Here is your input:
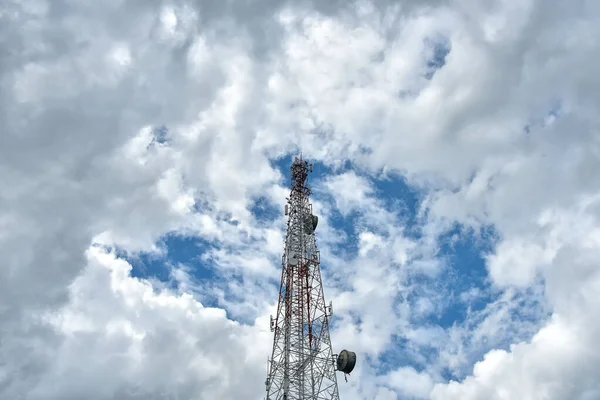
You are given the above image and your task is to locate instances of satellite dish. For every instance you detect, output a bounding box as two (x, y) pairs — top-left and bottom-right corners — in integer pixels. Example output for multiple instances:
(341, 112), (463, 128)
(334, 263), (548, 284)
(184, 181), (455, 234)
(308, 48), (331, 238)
(287, 251), (298, 266)
(336, 350), (356, 374)
(304, 214), (319, 234)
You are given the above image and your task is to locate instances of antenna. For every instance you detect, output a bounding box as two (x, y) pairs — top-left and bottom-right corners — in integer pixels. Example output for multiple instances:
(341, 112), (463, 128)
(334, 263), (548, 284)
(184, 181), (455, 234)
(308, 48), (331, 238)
(265, 157), (356, 399)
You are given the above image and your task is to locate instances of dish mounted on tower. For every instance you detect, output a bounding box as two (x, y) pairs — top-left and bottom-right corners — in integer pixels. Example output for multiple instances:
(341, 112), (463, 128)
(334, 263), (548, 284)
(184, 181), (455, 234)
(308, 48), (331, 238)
(265, 156), (356, 400)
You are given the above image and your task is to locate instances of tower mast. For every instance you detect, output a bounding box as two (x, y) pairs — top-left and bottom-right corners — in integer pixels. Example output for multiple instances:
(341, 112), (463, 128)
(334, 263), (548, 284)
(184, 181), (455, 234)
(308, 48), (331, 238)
(265, 156), (355, 400)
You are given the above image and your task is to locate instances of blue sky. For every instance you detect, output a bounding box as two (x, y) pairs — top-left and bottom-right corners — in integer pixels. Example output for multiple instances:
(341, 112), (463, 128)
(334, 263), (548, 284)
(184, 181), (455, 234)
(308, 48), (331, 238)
(118, 155), (502, 382)
(425, 37), (451, 80)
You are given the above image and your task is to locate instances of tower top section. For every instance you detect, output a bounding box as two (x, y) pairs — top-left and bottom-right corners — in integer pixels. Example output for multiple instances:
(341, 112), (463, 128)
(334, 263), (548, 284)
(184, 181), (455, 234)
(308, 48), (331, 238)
(291, 156), (313, 198)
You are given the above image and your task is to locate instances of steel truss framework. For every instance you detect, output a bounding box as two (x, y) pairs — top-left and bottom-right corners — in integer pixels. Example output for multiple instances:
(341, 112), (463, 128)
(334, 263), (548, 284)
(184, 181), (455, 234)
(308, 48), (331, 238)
(265, 157), (340, 400)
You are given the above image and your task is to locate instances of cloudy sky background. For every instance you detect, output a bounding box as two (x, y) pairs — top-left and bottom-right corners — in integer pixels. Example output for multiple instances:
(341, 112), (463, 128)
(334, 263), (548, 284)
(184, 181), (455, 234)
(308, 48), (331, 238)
(2, 0), (600, 399)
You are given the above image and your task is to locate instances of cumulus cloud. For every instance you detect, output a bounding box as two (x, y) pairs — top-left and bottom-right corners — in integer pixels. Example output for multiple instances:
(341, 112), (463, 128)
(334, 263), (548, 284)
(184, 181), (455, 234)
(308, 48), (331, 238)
(2, 0), (600, 399)
(30, 246), (271, 400)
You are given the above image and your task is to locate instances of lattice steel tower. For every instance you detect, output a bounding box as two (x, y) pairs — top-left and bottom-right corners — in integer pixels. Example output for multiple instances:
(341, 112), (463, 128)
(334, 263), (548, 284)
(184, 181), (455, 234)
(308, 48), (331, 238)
(265, 156), (356, 400)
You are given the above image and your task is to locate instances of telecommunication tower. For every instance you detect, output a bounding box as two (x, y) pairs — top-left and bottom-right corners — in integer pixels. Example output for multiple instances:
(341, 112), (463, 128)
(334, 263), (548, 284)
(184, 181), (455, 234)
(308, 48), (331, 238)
(265, 156), (356, 400)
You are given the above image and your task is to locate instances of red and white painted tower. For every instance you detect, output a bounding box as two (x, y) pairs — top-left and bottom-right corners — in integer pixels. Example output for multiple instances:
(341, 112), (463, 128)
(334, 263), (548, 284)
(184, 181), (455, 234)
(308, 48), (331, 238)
(265, 156), (356, 400)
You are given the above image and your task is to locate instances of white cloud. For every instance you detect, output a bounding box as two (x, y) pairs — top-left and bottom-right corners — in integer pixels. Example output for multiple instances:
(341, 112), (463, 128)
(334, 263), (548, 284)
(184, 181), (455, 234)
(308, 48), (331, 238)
(22, 246), (272, 400)
(3, 0), (600, 399)
(432, 198), (600, 399)
(485, 239), (550, 288)
(386, 366), (434, 399)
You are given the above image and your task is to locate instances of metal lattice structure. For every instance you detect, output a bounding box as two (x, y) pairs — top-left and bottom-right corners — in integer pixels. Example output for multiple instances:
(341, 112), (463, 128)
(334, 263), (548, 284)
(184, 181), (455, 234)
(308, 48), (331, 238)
(265, 156), (340, 400)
